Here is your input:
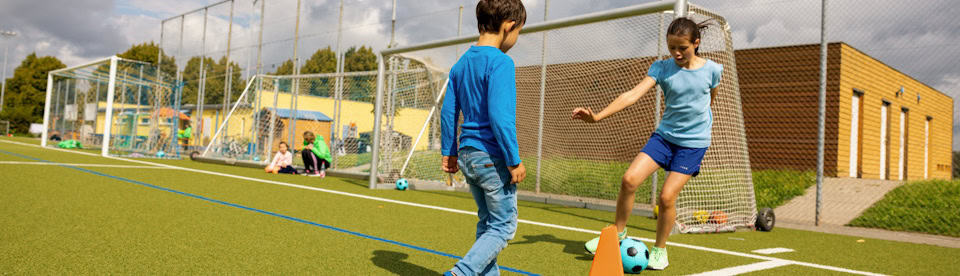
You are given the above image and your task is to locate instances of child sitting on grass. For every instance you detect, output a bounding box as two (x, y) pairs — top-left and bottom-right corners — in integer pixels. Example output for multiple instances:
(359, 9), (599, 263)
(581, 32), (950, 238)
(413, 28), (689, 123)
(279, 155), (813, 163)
(265, 141), (296, 174)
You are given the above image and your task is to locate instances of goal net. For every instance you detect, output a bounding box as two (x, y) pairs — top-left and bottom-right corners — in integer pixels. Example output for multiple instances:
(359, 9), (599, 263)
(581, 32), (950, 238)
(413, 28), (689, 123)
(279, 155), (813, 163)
(374, 2), (756, 233)
(44, 57), (183, 159)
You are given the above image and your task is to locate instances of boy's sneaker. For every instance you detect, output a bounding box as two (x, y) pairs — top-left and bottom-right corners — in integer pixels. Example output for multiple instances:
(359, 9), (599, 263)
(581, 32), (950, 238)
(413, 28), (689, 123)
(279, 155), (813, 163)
(319, 171), (326, 178)
(585, 228), (628, 254)
(647, 247), (669, 270)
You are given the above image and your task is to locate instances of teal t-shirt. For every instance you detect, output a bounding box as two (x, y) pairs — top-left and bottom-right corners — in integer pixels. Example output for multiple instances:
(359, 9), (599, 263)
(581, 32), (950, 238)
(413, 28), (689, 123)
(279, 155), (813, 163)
(647, 58), (722, 148)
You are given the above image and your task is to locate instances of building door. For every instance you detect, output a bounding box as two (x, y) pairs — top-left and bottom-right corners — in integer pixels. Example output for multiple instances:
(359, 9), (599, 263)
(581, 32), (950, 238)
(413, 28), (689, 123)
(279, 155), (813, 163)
(924, 117), (930, 179)
(880, 102), (889, 180)
(899, 108), (908, 180)
(850, 93), (862, 178)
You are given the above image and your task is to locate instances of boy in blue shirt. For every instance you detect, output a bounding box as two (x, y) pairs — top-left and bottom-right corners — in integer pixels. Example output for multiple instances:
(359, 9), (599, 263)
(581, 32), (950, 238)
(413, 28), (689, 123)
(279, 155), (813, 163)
(440, 0), (526, 275)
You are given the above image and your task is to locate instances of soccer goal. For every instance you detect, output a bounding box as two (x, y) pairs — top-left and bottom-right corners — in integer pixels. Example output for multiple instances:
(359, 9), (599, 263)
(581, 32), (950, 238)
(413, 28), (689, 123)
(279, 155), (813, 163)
(43, 56), (183, 158)
(371, 0), (756, 233)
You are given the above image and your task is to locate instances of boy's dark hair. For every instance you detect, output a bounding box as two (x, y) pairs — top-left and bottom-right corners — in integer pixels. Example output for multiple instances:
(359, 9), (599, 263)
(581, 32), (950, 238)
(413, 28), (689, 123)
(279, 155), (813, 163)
(476, 0), (527, 34)
(303, 131), (315, 142)
(666, 17), (713, 54)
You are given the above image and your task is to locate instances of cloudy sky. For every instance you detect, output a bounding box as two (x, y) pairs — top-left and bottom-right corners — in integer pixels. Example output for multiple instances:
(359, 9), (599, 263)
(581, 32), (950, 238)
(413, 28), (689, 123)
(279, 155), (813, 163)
(2, 0), (959, 147)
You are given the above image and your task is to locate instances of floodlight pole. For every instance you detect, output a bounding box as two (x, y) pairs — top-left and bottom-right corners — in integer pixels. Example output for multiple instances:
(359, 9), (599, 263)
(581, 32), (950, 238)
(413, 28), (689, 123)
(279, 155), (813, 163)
(390, 0), (397, 48)
(333, 0), (344, 168)
(0, 30), (17, 114)
(535, 0), (550, 194)
(222, 0), (236, 138)
(816, 0), (828, 226)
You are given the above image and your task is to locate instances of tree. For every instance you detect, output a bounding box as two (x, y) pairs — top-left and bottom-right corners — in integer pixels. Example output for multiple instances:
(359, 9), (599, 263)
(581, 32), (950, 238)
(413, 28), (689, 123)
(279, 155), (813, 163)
(273, 59), (294, 75)
(343, 46), (376, 72)
(117, 42), (177, 79)
(342, 46), (377, 102)
(0, 53), (66, 134)
(299, 47), (338, 97)
(181, 56), (244, 105)
(301, 46), (338, 74)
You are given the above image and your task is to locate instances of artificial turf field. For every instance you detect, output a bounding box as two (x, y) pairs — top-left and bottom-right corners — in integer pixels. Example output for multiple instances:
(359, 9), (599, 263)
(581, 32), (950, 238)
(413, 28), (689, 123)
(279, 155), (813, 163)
(1, 136), (957, 275)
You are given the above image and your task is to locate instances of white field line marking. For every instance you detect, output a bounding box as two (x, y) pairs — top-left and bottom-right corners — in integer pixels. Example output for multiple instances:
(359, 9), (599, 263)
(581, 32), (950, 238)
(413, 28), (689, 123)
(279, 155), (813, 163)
(0, 161), (169, 169)
(752, 247), (796, 254)
(0, 139), (886, 276)
(687, 260), (792, 276)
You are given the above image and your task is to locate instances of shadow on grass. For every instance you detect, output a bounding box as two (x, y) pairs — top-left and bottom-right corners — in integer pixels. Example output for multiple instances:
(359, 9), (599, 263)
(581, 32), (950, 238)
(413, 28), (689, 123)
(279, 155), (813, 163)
(510, 234), (595, 261)
(370, 250), (442, 276)
(418, 190), (657, 234)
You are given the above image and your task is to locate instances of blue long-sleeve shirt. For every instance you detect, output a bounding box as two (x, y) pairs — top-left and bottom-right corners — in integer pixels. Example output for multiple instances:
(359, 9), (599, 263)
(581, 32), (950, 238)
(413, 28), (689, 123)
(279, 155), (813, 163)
(441, 45), (521, 166)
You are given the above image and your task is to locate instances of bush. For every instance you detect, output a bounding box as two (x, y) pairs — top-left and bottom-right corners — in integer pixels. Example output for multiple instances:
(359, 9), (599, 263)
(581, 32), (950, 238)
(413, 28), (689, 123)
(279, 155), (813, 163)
(752, 170), (815, 209)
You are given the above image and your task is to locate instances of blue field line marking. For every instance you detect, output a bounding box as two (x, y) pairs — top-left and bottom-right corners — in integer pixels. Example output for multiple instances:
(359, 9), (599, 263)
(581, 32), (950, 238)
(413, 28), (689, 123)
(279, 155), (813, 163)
(0, 149), (538, 276)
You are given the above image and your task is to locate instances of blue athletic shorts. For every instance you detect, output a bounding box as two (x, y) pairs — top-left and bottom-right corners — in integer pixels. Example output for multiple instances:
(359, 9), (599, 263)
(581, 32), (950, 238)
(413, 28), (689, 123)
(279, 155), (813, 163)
(641, 133), (708, 177)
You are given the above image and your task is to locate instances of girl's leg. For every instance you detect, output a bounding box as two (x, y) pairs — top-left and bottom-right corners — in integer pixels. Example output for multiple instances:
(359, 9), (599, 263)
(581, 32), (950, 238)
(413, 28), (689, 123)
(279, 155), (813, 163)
(614, 152), (661, 232)
(655, 172), (692, 247)
(278, 165), (297, 174)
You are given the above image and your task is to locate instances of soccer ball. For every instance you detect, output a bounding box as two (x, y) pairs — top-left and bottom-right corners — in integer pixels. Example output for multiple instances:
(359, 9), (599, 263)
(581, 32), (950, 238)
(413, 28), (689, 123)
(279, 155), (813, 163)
(620, 238), (649, 273)
(710, 210), (728, 224)
(694, 210), (710, 224)
(395, 178), (409, 191)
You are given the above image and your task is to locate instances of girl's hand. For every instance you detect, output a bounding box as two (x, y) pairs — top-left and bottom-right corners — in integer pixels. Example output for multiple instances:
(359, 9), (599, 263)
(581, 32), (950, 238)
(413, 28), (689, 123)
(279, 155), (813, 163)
(572, 107), (599, 123)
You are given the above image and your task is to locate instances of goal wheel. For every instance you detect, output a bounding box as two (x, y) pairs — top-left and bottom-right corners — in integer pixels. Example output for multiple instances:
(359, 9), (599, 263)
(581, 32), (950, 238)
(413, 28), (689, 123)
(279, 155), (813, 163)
(756, 207), (775, 232)
(189, 151), (201, 160)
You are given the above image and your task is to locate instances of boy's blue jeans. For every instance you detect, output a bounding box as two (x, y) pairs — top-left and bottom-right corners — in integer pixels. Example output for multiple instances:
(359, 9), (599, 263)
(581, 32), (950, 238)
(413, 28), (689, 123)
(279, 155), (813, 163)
(451, 147), (518, 276)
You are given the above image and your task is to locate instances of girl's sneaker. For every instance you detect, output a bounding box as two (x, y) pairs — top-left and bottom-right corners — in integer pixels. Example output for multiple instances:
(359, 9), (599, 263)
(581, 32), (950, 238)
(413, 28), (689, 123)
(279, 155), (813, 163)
(584, 228), (628, 254)
(647, 247), (669, 270)
(308, 170), (323, 177)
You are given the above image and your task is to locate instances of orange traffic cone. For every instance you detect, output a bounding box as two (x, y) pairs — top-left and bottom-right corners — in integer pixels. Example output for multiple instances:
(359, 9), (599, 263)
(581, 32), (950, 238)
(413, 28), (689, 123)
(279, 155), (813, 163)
(589, 225), (624, 276)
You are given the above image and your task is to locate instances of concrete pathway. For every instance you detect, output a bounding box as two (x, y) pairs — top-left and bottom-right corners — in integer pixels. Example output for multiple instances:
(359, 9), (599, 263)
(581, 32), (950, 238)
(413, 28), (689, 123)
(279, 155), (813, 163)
(774, 177), (902, 226)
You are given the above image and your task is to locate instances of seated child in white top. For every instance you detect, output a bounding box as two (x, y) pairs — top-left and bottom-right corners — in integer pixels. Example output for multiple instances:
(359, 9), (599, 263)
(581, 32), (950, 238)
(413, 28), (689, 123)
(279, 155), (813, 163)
(265, 142), (296, 174)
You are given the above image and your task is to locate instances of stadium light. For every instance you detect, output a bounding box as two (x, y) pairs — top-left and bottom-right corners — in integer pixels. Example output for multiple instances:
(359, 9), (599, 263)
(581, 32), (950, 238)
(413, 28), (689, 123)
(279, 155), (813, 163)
(1, 30), (17, 114)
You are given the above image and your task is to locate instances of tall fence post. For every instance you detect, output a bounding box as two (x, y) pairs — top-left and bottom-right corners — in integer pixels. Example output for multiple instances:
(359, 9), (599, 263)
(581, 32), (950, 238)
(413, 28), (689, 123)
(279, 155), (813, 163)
(535, 0), (550, 194)
(815, 0), (828, 227)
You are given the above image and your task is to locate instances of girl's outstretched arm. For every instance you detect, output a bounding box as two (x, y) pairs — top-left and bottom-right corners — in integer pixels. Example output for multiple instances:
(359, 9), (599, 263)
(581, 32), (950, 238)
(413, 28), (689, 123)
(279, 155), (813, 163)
(572, 76), (657, 123)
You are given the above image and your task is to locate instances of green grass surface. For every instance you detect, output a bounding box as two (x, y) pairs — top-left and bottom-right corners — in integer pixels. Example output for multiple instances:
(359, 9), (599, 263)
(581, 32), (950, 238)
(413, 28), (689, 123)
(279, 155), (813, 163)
(1, 136), (958, 275)
(752, 170), (815, 209)
(848, 179), (960, 237)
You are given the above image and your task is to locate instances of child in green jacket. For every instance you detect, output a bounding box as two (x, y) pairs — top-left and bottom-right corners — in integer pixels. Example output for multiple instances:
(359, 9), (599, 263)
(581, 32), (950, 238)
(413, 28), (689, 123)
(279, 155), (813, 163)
(302, 131), (331, 177)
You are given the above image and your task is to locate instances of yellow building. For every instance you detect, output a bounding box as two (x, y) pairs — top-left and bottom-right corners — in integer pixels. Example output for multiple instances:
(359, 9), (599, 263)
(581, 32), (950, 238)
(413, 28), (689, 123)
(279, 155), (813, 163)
(738, 42), (953, 180)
